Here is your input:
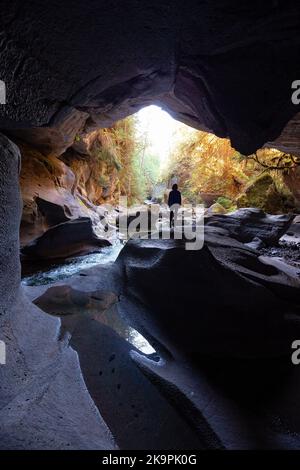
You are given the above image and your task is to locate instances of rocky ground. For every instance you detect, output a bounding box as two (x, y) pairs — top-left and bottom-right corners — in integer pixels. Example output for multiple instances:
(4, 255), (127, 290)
(1, 2), (300, 451)
(259, 219), (300, 271)
(17, 207), (300, 450)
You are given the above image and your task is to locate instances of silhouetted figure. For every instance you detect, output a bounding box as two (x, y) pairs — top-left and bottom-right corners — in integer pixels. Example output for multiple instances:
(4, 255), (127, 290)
(168, 183), (181, 227)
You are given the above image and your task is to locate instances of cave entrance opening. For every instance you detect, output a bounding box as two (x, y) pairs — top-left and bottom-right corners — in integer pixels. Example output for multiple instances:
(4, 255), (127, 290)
(18, 100), (299, 286)
(19, 104), (194, 283)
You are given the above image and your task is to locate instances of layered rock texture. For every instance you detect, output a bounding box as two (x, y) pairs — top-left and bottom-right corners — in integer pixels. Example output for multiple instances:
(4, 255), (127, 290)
(0, 134), (116, 450)
(0, 1), (300, 451)
(19, 139), (120, 248)
(1, 1), (300, 155)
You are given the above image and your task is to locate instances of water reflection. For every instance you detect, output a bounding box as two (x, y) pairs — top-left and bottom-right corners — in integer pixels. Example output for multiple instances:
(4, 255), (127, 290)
(23, 238), (157, 356)
(95, 301), (156, 356)
(127, 327), (156, 355)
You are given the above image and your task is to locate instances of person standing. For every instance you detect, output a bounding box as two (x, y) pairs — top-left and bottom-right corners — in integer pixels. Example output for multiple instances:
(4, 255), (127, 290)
(168, 183), (181, 227)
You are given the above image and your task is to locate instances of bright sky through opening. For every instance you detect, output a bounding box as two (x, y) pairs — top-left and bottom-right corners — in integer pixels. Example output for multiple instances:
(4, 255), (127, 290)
(136, 105), (179, 169)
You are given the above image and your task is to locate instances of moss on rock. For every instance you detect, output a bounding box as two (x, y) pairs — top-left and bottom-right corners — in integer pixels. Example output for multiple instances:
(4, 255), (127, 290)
(236, 173), (295, 214)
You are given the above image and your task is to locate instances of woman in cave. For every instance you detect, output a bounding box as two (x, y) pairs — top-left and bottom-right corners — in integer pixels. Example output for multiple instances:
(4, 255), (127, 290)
(168, 183), (182, 227)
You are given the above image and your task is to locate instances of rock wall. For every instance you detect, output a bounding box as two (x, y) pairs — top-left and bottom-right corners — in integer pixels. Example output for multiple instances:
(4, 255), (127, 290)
(283, 166), (300, 207)
(0, 133), (116, 449)
(0, 134), (22, 313)
(18, 138), (120, 247)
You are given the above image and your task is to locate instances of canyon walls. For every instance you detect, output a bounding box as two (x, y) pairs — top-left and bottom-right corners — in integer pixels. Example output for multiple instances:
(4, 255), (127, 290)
(0, 134), (117, 449)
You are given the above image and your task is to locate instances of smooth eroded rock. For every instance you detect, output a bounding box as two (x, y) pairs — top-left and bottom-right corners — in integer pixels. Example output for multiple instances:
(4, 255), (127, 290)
(1, 2), (300, 154)
(115, 233), (299, 359)
(205, 207), (294, 246)
(22, 217), (111, 260)
(0, 134), (116, 450)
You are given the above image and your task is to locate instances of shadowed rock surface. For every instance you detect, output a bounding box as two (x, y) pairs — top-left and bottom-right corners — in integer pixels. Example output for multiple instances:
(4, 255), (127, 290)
(0, 290), (117, 450)
(1, 1), (300, 155)
(27, 267), (217, 450)
(35, 197), (70, 227)
(25, 224), (300, 449)
(22, 217), (111, 260)
(1, 129), (299, 449)
(0, 134), (116, 450)
(111, 232), (300, 448)
(114, 233), (299, 359)
(205, 208), (294, 246)
(130, 347), (300, 449)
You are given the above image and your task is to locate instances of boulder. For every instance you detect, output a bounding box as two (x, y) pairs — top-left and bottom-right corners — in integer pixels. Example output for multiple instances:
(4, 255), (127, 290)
(35, 197), (71, 226)
(206, 202), (227, 214)
(114, 232), (300, 359)
(22, 217), (111, 260)
(236, 174), (295, 213)
(205, 208), (294, 246)
(244, 237), (266, 250)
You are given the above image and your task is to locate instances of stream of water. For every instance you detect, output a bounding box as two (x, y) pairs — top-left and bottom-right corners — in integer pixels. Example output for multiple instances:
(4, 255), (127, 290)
(22, 240), (157, 356)
(22, 241), (124, 286)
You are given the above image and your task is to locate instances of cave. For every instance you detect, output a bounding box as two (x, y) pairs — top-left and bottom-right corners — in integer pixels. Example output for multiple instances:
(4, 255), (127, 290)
(0, 0), (300, 455)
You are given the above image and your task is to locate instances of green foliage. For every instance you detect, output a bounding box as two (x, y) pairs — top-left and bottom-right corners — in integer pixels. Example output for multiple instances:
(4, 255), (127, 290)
(236, 173), (295, 214)
(216, 196), (237, 212)
(182, 188), (203, 205)
(131, 151), (160, 201)
(166, 127), (297, 213)
(216, 196), (234, 210)
(167, 130), (249, 203)
(85, 116), (144, 204)
(237, 173), (273, 208)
